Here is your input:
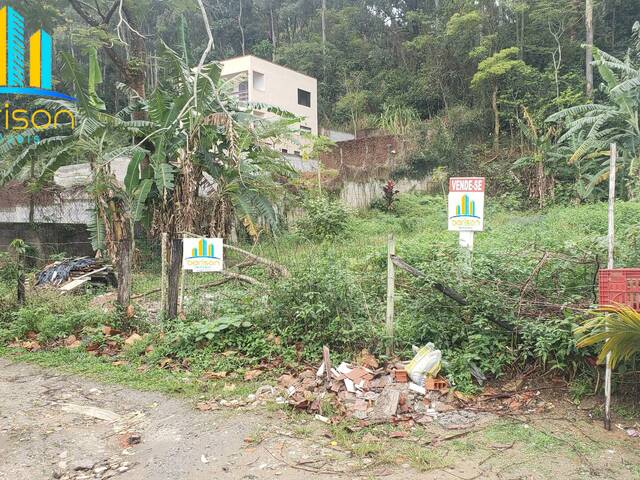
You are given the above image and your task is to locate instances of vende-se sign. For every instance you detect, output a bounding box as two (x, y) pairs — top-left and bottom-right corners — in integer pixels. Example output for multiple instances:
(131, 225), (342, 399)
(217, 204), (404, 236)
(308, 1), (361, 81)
(448, 177), (485, 232)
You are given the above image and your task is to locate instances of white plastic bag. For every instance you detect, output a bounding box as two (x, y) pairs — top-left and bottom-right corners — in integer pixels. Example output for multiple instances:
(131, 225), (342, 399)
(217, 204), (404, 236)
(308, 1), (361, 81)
(405, 343), (442, 385)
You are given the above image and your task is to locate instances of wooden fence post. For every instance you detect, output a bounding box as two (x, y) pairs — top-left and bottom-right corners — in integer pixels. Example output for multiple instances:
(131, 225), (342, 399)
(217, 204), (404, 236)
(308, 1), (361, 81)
(167, 238), (183, 319)
(10, 239), (26, 305)
(386, 234), (396, 356)
(17, 248), (25, 305)
(604, 143), (617, 431)
(160, 232), (169, 315)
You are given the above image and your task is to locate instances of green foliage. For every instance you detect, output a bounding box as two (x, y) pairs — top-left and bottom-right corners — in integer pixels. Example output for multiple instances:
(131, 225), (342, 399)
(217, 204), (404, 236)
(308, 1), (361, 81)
(263, 256), (381, 361)
(406, 107), (488, 174)
(0, 294), (114, 343)
(576, 304), (640, 367)
(141, 43), (294, 238)
(6, 194), (640, 393)
(471, 48), (528, 90)
(296, 196), (350, 240)
(547, 45), (640, 198)
(195, 315), (252, 341)
(517, 315), (586, 372)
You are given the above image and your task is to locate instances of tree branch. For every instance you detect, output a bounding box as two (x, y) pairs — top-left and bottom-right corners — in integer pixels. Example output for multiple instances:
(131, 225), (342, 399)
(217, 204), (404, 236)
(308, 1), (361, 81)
(224, 243), (290, 278)
(390, 254), (513, 331)
(68, 0), (131, 79)
(69, 0), (100, 27)
(104, 0), (120, 24)
(390, 255), (468, 305)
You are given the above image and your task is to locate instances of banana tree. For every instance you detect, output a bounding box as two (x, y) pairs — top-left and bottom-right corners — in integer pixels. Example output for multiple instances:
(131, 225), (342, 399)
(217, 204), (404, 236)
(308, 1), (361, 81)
(137, 43), (296, 317)
(0, 51), (152, 310)
(547, 45), (640, 198)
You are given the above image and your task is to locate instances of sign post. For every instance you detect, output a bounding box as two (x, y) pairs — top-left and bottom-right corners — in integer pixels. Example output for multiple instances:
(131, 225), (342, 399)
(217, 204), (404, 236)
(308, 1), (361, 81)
(604, 144), (616, 430)
(448, 177), (485, 272)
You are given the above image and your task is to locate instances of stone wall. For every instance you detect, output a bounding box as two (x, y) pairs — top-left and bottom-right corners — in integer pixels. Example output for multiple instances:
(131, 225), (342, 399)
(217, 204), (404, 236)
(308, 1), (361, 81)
(320, 135), (399, 181)
(0, 223), (93, 258)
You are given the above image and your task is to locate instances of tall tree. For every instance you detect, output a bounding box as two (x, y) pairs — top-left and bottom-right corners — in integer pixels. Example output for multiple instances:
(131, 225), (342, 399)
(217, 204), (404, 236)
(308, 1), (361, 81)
(471, 47), (529, 149)
(586, 0), (594, 97)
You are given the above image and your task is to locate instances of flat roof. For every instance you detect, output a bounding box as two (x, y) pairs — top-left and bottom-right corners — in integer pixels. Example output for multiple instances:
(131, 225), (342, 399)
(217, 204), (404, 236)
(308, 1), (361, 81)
(219, 55), (317, 82)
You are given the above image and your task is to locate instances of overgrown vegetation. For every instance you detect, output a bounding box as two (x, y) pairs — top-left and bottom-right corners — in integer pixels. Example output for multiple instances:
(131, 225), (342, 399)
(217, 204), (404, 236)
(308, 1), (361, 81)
(4, 194), (640, 394)
(0, 0), (640, 409)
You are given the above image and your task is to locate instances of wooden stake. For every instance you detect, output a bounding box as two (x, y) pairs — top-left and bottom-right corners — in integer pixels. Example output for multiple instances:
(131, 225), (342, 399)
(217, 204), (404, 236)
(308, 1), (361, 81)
(167, 238), (183, 319)
(459, 231), (474, 275)
(16, 248), (25, 305)
(322, 345), (332, 386)
(604, 143), (616, 431)
(386, 234), (396, 357)
(160, 232), (169, 315)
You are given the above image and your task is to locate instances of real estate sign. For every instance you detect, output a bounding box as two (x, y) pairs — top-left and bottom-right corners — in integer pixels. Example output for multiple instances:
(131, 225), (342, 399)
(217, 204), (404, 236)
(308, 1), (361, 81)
(448, 177), (485, 232)
(182, 238), (224, 272)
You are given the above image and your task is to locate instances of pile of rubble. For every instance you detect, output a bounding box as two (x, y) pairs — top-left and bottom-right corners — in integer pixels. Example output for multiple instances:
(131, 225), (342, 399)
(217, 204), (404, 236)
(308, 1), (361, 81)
(195, 348), (556, 424)
(274, 350), (458, 425)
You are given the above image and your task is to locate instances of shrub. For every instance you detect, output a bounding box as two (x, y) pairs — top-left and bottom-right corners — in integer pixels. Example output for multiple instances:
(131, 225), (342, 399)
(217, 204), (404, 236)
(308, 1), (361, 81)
(263, 256), (383, 360)
(297, 196), (350, 239)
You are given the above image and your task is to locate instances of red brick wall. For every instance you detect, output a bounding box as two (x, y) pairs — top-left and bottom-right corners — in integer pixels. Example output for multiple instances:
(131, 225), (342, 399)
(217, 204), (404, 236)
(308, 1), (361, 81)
(320, 135), (399, 180)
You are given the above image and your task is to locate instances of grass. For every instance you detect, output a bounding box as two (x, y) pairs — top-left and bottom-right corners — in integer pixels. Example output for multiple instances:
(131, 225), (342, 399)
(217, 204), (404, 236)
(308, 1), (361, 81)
(5, 194), (640, 406)
(404, 445), (450, 472)
(483, 421), (563, 452)
(0, 346), (262, 400)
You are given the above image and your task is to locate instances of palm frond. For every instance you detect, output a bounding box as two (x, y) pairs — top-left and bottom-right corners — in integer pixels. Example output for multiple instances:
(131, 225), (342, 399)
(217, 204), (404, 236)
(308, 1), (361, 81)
(576, 304), (640, 368)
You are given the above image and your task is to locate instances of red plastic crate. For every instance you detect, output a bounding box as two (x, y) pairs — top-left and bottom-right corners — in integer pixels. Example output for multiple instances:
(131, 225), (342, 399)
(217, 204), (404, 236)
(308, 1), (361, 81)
(598, 269), (640, 310)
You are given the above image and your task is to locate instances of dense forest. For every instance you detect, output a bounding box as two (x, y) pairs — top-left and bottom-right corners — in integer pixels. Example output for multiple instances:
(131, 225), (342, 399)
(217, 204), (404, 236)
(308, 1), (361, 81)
(12, 0), (638, 205)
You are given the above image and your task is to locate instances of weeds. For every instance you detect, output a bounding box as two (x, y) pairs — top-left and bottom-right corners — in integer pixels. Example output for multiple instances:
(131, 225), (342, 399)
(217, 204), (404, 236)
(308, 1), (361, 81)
(4, 195), (640, 392)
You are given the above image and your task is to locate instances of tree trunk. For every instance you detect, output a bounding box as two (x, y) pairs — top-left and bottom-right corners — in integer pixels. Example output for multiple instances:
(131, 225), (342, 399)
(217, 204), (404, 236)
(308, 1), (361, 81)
(115, 237), (133, 309)
(321, 0), (327, 79)
(270, 4), (277, 53)
(239, 1), (246, 56)
(321, 0), (327, 49)
(585, 0), (594, 98)
(492, 84), (500, 149)
(167, 238), (183, 319)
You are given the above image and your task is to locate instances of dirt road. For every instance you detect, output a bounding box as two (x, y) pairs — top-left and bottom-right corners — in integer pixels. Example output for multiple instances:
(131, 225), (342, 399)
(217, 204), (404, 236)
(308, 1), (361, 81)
(0, 358), (417, 480)
(2, 358), (639, 480)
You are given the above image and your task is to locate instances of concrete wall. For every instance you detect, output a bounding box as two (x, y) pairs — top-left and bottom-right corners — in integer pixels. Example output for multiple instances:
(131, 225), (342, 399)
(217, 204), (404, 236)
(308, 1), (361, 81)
(340, 178), (436, 210)
(320, 128), (356, 142)
(0, 223), (93, 258)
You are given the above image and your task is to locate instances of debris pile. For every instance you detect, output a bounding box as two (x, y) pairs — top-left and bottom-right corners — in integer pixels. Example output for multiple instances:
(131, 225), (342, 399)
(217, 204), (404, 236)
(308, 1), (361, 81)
(259, 348), (554, 425)
(36, 257), (116, 292)
(273, 348), (457, 424)
(196, 347), (556, 424)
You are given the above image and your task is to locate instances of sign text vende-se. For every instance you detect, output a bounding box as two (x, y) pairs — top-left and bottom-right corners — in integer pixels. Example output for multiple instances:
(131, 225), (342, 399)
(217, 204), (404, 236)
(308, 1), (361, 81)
(448, 177), (485, 232)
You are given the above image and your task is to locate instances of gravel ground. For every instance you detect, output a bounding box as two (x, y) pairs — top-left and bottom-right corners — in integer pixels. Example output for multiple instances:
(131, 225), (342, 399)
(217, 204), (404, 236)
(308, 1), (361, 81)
(2, 358), (639, 480)
(0, 358), (420, 480)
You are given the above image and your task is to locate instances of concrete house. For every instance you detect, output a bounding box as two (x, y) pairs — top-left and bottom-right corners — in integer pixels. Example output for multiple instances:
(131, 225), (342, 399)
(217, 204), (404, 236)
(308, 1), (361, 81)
(220, 55), (318, 163)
